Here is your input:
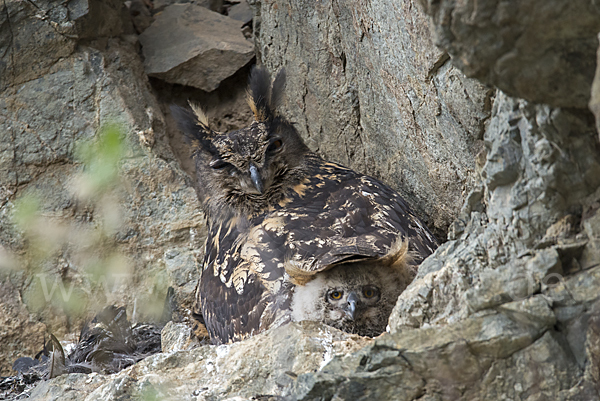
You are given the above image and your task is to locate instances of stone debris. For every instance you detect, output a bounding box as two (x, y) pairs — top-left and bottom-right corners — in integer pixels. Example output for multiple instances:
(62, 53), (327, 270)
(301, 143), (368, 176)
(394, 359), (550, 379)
(228, 0), (252, 25)
(161, 321), (196, 352)
(139, 3), (254, 91)
(24, 322), (368, 400)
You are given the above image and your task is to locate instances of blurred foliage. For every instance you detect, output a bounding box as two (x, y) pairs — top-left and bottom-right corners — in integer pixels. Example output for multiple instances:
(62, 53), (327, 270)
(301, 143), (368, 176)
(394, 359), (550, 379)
(137, 382), (165, 401)
(12, 195), (41, 230)
(74, 123), (124, 200)
(4, 123), (166, 324)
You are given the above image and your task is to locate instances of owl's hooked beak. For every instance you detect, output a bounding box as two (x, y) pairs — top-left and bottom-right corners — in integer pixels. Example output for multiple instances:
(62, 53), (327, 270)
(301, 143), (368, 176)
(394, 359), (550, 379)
(249, 164), (264, 194)
(346, 292), (360, 320)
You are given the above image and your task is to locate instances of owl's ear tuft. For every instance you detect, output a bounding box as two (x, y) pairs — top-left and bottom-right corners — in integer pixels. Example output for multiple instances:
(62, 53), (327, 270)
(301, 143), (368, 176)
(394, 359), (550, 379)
(270, 69), (286, 111)
(170, 104), (214, 149)
(188, 102), (210, 129)
(247, 66), (286, 122)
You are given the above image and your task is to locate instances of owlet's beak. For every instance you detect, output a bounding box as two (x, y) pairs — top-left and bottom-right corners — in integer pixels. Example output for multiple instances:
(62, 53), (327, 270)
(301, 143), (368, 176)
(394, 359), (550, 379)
(346, 292), (360, 320)
(249, 164), (264, 194)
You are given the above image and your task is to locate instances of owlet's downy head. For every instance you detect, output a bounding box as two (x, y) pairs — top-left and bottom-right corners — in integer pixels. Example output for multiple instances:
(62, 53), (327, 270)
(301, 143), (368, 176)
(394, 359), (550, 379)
(288, 240), (415, 337)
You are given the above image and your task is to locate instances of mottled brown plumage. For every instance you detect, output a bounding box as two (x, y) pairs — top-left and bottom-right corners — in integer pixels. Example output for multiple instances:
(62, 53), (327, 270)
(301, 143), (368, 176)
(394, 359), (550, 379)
(171, 66), (438, 344)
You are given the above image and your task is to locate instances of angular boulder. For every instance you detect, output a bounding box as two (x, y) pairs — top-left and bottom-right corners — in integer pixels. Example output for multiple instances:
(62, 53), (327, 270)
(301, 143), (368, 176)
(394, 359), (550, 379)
(139, 4), (254, 91)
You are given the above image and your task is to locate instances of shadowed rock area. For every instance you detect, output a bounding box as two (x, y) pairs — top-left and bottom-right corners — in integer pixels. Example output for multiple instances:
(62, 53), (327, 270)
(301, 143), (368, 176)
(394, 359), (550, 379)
(1, 0), (600, 400)
(418, 0), (600, 109)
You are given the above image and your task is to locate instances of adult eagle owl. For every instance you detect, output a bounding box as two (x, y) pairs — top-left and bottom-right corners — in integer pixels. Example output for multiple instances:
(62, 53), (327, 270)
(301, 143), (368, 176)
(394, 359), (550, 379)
(172, 66), (438, 344)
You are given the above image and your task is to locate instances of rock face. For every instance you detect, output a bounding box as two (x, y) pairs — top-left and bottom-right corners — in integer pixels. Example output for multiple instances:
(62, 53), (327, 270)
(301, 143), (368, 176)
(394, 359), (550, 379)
(291, 312), (586, 400)
(389, 92), (600, 328)
(0, 279), (46, 377)
(308, 92), (600, 400)
(590, 32), (600, 134)
(139, 4), (255, 91)
(0, 0), (204, 375)
(2, 0), (600, 399)
(250, 0), (492, 238)
(0, 0), (126, 93)
(252, 0), (600, 398)
(418, 0), (600, 109)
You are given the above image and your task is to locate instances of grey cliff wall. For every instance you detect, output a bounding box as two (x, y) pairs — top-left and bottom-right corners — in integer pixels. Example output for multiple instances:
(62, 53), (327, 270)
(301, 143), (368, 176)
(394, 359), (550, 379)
(418, 0), (600, 109)
(1, 0), (600, 399)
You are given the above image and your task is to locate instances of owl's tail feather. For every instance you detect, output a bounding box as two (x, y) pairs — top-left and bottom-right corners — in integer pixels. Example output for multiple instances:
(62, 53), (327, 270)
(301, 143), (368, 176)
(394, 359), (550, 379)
(284, 238), (411, 286)
(284, 259), (316, 286)
(379, 238), (411, 270)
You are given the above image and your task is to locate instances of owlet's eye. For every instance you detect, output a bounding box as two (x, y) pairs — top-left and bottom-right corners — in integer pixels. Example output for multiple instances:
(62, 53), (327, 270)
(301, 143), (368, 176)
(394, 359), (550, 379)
(210, 158), (229, 169)
(267, 139), (283, 152)
(363, 286), (379, 298)
(329, 290), (343, 300)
